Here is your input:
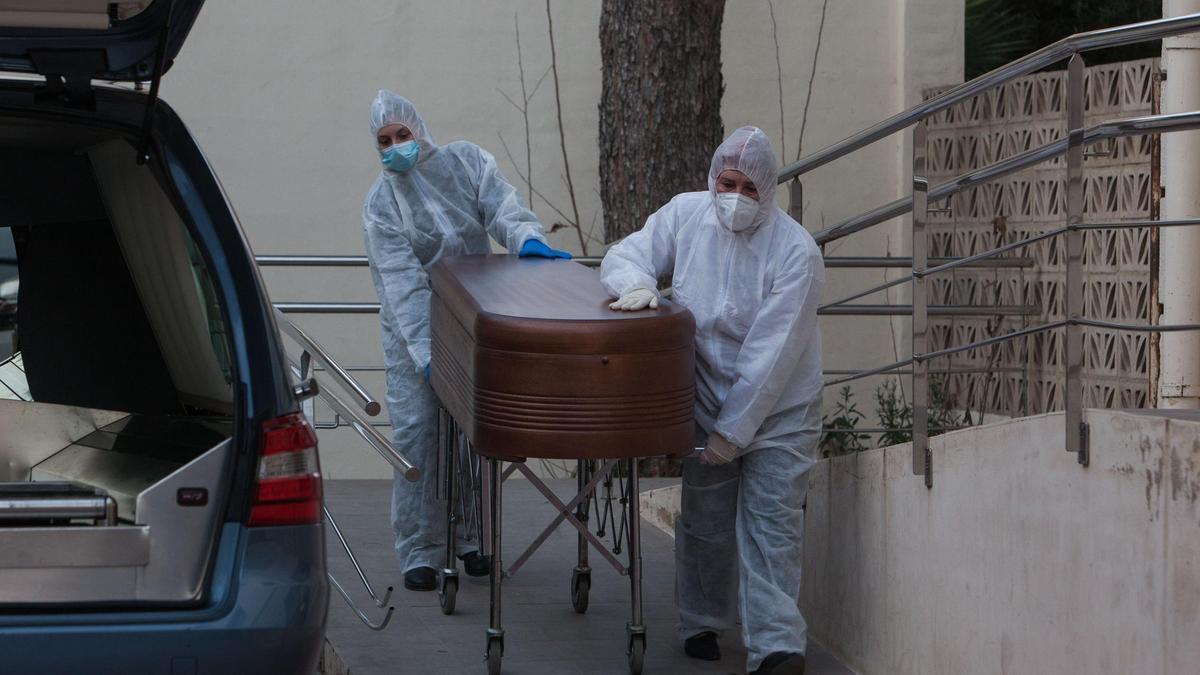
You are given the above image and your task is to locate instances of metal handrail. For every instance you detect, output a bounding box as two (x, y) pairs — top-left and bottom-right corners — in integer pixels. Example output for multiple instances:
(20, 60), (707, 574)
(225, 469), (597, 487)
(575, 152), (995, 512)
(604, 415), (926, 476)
(324, 505), (393, 609)
(258, 255), (368, 267)
(314, 373), (420, 481)
(827, 319), (1200, 389)
(824, 366), (1024, 376)
(328, 573), (394, 631)
(819, 304), (1038, 317)
(809, 35), (1200, 478)
(822, 225), (1101, 308)
(812, 110), (1200, 245)
(778, 12), (1200, 183)
(914, 320), (1191, 380)
(277, 302), (380, 314)
(256, 253), (1036, 270)
(256, 253), (605, 269)
(823, 256), (1033, 269)
(275, 308), (381, 416)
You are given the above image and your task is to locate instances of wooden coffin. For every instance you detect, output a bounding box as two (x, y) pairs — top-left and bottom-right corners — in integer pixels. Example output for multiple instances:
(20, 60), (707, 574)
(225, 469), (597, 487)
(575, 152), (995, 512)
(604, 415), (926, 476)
(430, 255), (695, 461)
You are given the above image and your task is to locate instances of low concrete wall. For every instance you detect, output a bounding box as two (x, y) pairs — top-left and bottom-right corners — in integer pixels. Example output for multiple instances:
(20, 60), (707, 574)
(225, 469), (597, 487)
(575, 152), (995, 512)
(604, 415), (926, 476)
(639, 485), (681, 540)
(803, 409), (1200, 675)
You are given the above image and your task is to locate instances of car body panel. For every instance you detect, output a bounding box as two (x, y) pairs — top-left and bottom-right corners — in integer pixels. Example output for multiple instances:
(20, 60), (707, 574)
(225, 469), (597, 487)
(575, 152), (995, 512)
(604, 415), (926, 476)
(0, 524), (329, 674)
(0, 0), (205, 81)
(0, 36), (327, 671)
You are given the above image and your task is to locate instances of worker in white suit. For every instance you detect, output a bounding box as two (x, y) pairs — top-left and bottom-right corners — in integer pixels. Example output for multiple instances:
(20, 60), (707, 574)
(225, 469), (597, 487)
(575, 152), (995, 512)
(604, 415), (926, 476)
(363, 90), (569, 592)
(601, 126), (823, 675)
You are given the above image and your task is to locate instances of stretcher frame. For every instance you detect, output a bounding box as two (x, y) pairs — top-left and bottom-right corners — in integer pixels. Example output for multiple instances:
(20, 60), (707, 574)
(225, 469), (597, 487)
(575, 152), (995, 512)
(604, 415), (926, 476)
(435, 407), (647, 675)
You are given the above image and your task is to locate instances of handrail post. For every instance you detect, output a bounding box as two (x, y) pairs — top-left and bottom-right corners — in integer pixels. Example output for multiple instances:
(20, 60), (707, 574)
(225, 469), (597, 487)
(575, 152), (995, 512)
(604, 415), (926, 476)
(1065, 54), (1089, 466)
(788, 178), (803, 224)
(912, 122), (931, 487)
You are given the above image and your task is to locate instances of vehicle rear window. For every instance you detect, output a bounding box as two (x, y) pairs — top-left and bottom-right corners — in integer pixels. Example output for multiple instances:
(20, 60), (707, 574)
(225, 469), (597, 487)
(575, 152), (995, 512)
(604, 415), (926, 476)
(0, 135), (234, 417)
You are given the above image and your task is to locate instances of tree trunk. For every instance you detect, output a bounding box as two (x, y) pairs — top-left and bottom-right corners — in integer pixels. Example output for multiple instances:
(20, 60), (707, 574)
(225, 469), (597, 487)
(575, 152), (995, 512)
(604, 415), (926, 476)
(599, 0), (725, 243)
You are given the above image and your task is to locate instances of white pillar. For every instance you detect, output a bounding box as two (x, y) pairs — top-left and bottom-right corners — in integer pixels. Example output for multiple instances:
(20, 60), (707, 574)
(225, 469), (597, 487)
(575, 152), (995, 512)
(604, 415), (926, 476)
(1158, 0), (1200, 409)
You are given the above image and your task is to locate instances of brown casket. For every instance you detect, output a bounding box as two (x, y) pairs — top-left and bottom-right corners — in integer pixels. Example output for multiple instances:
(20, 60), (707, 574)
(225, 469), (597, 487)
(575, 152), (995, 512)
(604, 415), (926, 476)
(429, 255), (695, 461)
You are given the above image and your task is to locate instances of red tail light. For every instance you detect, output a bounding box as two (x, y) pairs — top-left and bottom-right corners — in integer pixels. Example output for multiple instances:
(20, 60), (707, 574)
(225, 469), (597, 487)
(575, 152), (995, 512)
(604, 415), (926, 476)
(248, 412), (322, 526)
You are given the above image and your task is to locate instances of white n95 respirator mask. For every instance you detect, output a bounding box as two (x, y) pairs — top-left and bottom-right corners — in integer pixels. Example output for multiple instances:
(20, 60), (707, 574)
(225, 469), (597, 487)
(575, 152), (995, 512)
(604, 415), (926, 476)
(714, 192), (759, 233)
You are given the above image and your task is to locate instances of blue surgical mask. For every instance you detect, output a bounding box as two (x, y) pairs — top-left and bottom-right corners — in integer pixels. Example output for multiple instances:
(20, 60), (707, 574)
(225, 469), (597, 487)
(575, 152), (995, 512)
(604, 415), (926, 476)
(381, 140), (419, 172)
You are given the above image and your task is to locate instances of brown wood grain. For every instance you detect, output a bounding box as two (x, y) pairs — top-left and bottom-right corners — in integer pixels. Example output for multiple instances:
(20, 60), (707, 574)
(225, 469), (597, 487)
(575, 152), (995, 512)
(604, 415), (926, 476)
(430, 255), (696, 461)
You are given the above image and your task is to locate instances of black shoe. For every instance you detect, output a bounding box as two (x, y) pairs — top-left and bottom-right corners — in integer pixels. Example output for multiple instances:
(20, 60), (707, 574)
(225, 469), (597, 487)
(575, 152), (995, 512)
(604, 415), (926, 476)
(684, 631), (720, 661)
(403, 566), (437, 591)
(459, 551), (491, 577)
(750, 651), (806, 675)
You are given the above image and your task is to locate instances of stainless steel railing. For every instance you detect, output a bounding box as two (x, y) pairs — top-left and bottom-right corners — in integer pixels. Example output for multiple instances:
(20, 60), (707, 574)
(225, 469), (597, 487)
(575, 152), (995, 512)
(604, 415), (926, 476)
(276, 310), (417, 479)
(272, 308), (418, 630)
(258, 254), (601, 268)
(804, 35), (1200, 489)
(778, 12), (1200, 184)
(276, 308), (380, 416)
(324, 504), (394, 631)
(812, 110), (1200, 246)
(257, 254), (1034, 270)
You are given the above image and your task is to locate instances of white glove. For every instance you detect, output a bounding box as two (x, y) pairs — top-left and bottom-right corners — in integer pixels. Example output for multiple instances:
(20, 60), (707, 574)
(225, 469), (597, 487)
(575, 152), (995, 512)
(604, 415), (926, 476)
(699, 433), (738, 465)
(608, 287), (659, 311)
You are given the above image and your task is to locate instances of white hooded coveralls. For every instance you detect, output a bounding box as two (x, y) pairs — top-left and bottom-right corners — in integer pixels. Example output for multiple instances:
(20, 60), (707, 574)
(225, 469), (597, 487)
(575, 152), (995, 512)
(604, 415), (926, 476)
(600, 126), (824, 670)
(363, 90), (548, 572)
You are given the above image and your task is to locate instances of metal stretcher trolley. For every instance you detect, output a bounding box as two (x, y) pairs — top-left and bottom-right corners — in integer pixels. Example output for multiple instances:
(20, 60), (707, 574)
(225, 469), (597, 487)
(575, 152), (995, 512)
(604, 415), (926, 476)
(429, 255), (695, 675)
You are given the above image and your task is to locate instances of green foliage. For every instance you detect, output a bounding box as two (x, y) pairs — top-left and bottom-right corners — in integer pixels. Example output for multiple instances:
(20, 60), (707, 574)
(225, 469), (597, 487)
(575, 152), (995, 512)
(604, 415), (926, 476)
(965, 0), (1034, 79)
(966, 0), (1161, 79)
(927, 378), (964, 440)
(819, 386), (870, 458)
(872, 377), (963, 448)
(873, 379), (913, 448)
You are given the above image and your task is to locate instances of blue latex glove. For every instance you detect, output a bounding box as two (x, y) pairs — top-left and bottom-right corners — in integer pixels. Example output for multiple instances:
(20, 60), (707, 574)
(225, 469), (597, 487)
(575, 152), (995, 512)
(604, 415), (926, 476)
(519, 239), (572, 260)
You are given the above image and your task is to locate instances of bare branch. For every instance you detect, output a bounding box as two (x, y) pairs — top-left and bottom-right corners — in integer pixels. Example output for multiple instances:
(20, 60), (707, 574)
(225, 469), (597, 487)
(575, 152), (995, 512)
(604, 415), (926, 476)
(496, 88), (525, 114)
(531, 191), (577, 227)
(583, 208), (605, 246)
(514, 12), (534, 206)
(796, 0), (829, 161)
(498, 132), (578, 226)
(767, 0), (786, 160)
(528, 65), (553, 102)
(546, 0), (587, 256)
(883, 234), (907, 406)
(497, 132), (530, 183)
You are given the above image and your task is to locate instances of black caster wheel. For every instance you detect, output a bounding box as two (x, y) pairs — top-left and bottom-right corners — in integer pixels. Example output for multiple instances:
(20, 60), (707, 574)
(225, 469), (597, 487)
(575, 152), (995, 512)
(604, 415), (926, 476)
(626, 633), (645, 675)
(486, 635), (503, 675)
(439, 574), (458, 616)
(570, 569), (591, 614)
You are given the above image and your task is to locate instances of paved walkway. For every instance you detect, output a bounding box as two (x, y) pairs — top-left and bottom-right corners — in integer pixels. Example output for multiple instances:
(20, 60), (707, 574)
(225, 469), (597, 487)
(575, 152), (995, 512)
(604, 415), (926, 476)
(322, 478), (853, 675)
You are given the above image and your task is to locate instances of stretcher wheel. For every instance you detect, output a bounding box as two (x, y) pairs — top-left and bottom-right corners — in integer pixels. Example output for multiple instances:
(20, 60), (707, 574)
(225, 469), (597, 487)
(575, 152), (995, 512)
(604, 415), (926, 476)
(627, 633), (645, 675)
(486, 635), (503, 675)
(570, 569), (591, 614)
(439, 575), (457, 616)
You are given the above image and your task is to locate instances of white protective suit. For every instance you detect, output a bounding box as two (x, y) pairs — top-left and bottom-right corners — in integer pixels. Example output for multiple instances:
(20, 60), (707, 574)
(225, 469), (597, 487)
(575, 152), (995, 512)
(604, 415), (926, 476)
(600, 126), (824, 671)
(363, 90), (549, 573)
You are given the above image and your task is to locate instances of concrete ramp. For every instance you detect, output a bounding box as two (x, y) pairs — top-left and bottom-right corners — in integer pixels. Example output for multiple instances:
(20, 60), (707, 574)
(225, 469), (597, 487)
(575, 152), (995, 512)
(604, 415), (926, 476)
(804, 409), (1200, 675)
(321, 478), (854, 674)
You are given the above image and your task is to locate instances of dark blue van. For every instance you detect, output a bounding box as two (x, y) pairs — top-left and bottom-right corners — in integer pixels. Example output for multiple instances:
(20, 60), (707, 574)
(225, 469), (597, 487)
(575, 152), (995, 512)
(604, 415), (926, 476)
(0, 2), (328, 672)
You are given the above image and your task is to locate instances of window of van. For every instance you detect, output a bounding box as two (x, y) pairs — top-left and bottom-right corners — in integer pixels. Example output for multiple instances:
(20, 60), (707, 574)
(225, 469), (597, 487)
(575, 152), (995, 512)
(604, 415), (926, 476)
(0, 133), (234, 415)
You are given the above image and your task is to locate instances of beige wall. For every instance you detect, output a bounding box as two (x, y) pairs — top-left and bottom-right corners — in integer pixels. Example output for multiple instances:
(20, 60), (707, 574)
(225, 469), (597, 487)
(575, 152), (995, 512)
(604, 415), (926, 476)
(803, 409), (1200, 675)
(163, 0), (963, 478)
